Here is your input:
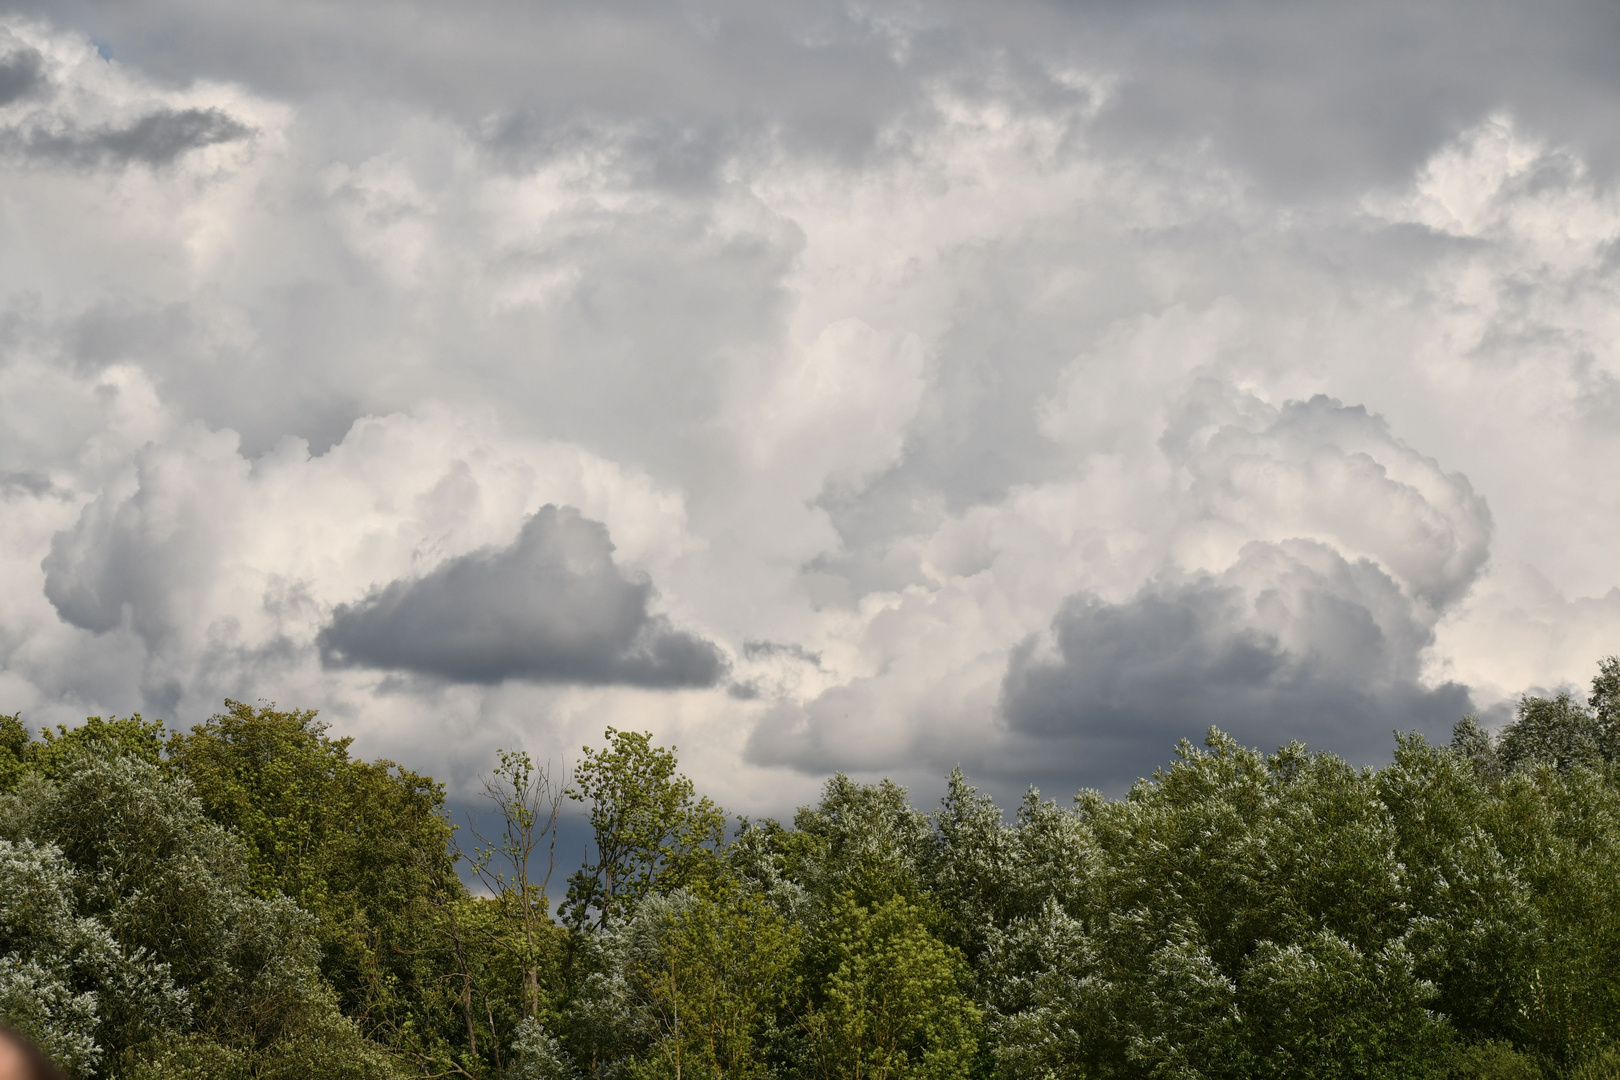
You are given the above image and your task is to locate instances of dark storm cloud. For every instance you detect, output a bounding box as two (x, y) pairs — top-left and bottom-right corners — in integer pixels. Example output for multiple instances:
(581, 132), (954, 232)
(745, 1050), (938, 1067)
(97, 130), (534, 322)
(0, 44), (44, 104)
(999, 555), (1473, 789)
(20, 106), (251, 167)
(317, 505), (727, 688)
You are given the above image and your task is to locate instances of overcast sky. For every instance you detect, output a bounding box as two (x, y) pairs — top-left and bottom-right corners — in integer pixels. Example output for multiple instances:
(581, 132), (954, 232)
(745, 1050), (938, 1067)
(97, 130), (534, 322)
(2, 0), (1619, 813)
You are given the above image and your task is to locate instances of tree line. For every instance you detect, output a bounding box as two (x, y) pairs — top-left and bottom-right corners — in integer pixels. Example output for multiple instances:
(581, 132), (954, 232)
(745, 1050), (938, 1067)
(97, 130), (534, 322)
(3, 659), (1620, 1079)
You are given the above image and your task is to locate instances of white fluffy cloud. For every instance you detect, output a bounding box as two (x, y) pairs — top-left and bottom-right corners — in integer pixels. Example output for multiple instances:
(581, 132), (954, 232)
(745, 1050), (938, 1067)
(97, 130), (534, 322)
(1, 8), (1618, 812)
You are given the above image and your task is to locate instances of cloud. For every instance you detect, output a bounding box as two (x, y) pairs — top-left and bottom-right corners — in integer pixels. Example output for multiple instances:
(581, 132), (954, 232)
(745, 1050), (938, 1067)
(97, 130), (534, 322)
(0, 470), (56, 499)
(0, 44), (45, 105)
(1160, 386), (1493, 612)
(1000, 541), (1474, 787)
(0, 28), (256, 169)
(41, 423), (243, 645)
(2, 11), (1620, 817)
(745, 381), (1496, 795)
(318, 505), (726, 688)
(21, 106), (251, 167)
(742, 640), (822, 668)
(20, 0), (1620, 200)
(25, 405), (704, 727)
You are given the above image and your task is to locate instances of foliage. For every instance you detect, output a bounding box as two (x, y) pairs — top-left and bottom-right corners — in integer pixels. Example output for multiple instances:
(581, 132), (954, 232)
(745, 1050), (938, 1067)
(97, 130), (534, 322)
(0, 714), (167, 793)
(1445, 1041), (1545, 1079)
(0, 713), (28, 793)
(0, 837), (185, 1077)
(562, 883), (802, 1080)
(467, 749), (567, 1022)
(1500, 695), (1609, 773)
(1494, 658), (1620, 774)
(0, 752), (398, 1079)
(8, 659), (1620, 1078)
(165, 700), (457, 1066)
(792, 776), (932, 912)
(626, 885), (801, 1080)
(564, 729), (727, 932)
(437, 750), (574, 1079)
(802, 893), (980, 1080)
(511, 1017), (580, 1080)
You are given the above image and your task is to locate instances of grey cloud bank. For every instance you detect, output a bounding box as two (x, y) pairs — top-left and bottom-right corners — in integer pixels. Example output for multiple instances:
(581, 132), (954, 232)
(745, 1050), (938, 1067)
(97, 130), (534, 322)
(995, 386), (1493, 787)
(0, 3), (1615, 813)
(1000, 547), (1476, 788)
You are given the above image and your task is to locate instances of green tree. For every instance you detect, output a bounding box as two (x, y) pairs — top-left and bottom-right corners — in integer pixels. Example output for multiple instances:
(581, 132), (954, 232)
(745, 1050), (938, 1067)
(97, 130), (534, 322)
(924, 769), (1014, 966)
(564, 730), (726, 932)
(0, 713), (169, 793)
(468, 749), (566, 1021)
(791, 776), (931, 910)
(802, 893), (979, 1080)
(0, 713), (28, 792)
(1499, 694), (1607, 774)
(1443, 1040), (1544, 1079)
(1586, 655), (1620, 740)
(510, 1018), (580, 1080)
(1482, 763), (1620, 1067)
(1450, 715), (1504, 782)
(165, 700), (457, 1071)
(1240, 932), (1447, 1080)
(982, 898), (1099, 1080)
(0, 837), (188, 1077)
(1, 750), (400, 1079)
(1586, 655), (1620, 771)
(1380, 734), (1537, 1051)
(621, 885), (802, 1080)
(429, 887), (556, 1079)
(987, 731), (1461, 1080)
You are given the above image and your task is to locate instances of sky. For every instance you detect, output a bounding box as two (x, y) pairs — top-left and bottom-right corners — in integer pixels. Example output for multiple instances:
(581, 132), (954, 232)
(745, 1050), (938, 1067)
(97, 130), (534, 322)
(2, 0), (1619, 817)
